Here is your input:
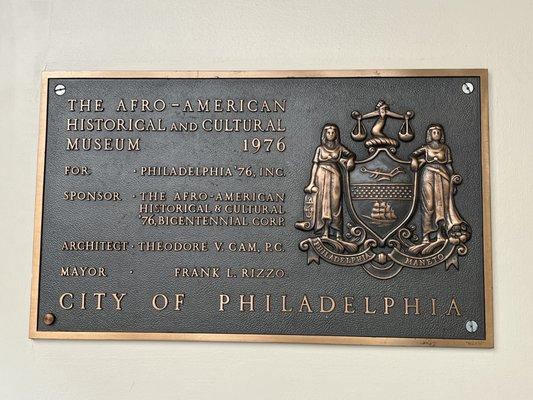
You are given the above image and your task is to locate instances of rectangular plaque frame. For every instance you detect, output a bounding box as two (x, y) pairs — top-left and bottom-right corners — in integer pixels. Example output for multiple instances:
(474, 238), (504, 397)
(30, 70), (493, 347)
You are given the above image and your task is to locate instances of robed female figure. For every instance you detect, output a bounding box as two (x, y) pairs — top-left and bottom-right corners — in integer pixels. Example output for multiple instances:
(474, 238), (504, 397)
(301, 124), (355, 240)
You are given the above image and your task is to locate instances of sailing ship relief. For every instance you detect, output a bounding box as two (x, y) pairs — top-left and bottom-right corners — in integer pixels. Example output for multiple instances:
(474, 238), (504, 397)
(295, 100), (471, 279)
(364, 201), (397, 226)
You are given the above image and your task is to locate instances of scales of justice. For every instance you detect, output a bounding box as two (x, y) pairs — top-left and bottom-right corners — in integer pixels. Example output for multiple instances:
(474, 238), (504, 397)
(295, 100), (472, 279)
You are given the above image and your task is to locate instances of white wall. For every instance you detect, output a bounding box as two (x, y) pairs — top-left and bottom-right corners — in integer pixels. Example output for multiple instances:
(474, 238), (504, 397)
(1, 1), (532, 398)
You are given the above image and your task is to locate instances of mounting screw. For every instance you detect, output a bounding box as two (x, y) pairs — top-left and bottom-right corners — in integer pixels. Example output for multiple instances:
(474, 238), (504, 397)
(54, 84), (66, 96)
(43, 313), (55, 325)
(462, 82), (474, 94)
(466, 320), (478, 333)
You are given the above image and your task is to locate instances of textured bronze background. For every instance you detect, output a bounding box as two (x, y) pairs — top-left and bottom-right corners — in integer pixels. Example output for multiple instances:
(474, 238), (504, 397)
(30, 70), (492, 347)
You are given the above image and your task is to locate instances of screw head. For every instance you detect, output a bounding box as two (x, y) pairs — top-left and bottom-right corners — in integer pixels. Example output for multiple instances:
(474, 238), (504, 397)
(43, 313), (55, 325)
(54, 84), (66, 96)
(462, 82), (474, 94)
(466, 320), (478, 333)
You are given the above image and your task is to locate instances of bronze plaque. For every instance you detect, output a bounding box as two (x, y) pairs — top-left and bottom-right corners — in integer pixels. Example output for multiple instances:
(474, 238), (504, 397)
(30, 70), (492, 347)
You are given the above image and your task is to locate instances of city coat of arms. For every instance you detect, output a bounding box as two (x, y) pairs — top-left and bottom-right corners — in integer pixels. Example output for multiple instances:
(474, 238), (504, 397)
(296, 100), (472, 279)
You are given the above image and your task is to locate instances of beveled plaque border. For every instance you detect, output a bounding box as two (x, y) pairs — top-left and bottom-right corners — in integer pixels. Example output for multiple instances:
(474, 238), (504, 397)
(29, 69), (493, 347)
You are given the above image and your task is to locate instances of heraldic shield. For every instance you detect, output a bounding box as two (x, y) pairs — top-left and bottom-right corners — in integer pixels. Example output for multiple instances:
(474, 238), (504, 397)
(296, 100), (472, 279)
(344, 148), (417, 245)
